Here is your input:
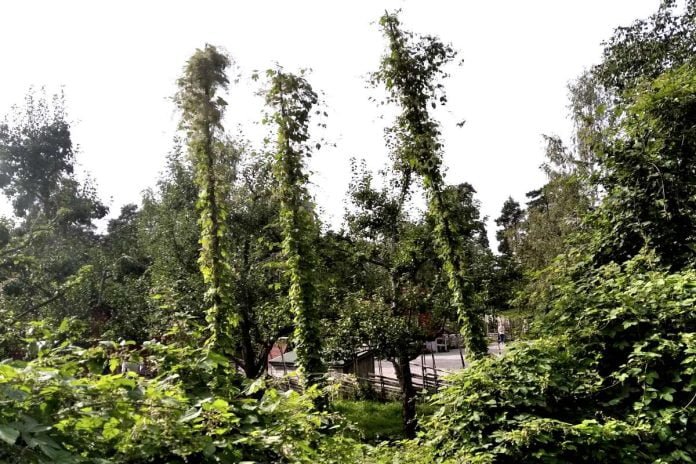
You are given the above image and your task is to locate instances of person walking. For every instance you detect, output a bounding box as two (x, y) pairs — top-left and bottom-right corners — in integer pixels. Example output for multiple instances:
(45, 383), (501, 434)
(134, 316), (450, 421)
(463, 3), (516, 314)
(497, 317), (507, 352)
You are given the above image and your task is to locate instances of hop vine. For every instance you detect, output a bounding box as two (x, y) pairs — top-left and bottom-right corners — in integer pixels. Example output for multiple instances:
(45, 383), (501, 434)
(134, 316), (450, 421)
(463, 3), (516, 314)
(263, 68), (326, 391)
(175, 44), (237, 363)
(374, 12), (488, 357)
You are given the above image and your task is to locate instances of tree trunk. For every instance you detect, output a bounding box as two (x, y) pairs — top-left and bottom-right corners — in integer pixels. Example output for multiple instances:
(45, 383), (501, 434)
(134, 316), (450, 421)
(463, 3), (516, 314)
(392, 353), (418, 439)
(238, 239), (260, 378)
(239, 303), (258, 377)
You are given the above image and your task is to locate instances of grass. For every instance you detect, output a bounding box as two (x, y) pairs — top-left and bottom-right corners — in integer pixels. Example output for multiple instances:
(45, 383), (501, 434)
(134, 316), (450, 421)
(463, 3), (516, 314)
(332, 399), (436, 443)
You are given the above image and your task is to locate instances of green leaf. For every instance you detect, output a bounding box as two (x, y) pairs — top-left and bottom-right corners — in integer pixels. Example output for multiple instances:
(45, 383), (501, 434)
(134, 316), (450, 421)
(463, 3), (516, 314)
(209, 398), (229, 412)
(0, 425), (19, 445)
(207, 351), (228, 366)
(203, 443), (216, 456)
(179, 407), (202, 423)
(109, 357), (121, 373)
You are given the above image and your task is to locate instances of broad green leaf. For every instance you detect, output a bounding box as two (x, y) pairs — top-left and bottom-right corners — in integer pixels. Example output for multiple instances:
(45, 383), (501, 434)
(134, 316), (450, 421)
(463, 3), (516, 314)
(0, 425), (19, 445)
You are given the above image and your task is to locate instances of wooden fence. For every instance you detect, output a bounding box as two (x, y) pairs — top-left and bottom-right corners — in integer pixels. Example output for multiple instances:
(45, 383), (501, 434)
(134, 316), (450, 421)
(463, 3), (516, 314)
(269, 365), (452, 399)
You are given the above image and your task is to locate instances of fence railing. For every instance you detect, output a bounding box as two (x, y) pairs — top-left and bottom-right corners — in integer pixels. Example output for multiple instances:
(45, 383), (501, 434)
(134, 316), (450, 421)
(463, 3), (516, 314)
(269, 368), (451, 399)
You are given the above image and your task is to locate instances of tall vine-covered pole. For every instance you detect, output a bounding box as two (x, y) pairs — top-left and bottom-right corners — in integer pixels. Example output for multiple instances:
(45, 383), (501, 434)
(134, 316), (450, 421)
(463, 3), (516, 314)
(374, 12), (488, 358)
(264, 69), (326, 391)
(175, 45), (236, 363)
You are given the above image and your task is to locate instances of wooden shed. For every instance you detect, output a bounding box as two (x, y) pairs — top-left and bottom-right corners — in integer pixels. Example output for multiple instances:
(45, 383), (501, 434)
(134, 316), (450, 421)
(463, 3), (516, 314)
(268, 349), (375, 379)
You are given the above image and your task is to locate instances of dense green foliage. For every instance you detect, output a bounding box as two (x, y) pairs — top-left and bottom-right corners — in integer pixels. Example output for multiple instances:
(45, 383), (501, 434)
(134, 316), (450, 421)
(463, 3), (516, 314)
(378, 3), (696, 462)
(264, 69), (326, 390)
(387, 253), (695, 463)
(175, 45), (237, 363)
(0, 339), (362, 463)
(2, 3), (696, 462)
(593, 63), (696, 269)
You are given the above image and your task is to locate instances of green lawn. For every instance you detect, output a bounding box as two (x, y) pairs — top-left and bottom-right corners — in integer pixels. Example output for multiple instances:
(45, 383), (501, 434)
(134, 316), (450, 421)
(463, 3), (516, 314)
(333, 399), (436, 443)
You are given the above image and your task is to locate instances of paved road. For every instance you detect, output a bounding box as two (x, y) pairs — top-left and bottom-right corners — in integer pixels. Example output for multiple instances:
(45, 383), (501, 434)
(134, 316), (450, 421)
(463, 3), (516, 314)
(375, 342), (506, 380)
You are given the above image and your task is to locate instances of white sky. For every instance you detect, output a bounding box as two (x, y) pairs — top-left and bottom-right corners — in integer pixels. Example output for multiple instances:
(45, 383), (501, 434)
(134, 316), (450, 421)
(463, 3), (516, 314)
(0, 0), (661, 245)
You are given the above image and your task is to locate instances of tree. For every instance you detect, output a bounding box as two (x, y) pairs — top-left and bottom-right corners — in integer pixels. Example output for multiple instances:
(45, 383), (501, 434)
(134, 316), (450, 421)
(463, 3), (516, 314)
(593, 63), (696, 270)
(139, 141), (291, 379)
(0, 91), (73, 218)
(495, 197), (524, 258)
(595, 0), (696, 95)
(0, 90), (107, 226)
(263, 68), (326, 390)
(227, 149), (291, 378)
(337, 155), (493, 437)
(516, 136), (592, 274)
(490, 197), (524, 312)
(342, 161), (429, 438)
(566, 0), (696, 202)
(572, 0), (696, 270)
(139, 147), (205, 337)
(85, 203), (154, 342)
(374, 12), (488, 358)
(390, 4), (696, 461)
(0, 91), (109, 356)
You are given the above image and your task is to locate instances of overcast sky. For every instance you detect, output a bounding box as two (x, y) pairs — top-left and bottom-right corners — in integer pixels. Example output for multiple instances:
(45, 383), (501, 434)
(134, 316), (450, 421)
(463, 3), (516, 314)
(1, 0), (661, 245)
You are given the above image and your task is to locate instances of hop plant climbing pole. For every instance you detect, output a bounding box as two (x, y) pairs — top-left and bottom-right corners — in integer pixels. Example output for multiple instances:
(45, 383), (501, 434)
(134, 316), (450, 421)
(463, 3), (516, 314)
(374, 12), (488, 358)
(175, 45), (237, 366)
(264, 68), (326, 393)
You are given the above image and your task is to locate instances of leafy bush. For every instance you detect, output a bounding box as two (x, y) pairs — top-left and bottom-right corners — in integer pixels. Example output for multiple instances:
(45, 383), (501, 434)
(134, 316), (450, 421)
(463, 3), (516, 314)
(383, 252), (696, 463)
(0, 340), (364, 463)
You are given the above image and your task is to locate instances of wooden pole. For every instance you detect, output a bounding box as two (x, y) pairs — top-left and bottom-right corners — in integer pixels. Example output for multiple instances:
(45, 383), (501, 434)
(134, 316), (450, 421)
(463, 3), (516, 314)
(280, 350), (287, 375)
(430, 351), (438, 388)
(378, 358), (385, 399)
